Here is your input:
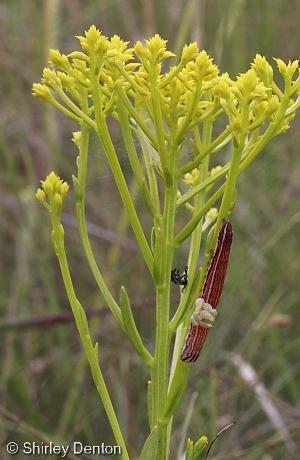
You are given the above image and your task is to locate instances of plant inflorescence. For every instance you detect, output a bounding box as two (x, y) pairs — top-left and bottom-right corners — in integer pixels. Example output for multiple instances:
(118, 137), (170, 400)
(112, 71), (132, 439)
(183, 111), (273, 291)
(34, 25), (300, 459)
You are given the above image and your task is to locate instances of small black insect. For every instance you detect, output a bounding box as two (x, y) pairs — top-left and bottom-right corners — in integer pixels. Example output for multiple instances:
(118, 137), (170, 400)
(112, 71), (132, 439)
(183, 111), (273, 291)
(171, 266), (188, 291)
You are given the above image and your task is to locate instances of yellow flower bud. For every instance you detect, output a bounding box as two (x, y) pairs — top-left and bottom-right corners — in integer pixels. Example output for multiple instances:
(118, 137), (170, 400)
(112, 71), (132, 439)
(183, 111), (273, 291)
(210, 166), (223, 177)
(266, 95), (280, 117)
(252, 54), (273, 84)
(53, 192), (63, 208)
(108, 35), (133, 63)
(57, 72), (75, 92)
(274, 58), (287, 76)
(72, 131), (81, 147)
(254, 101), (268, 118)
(181, 43), (199, 63)
(42, 68), (62, 91)
(213, 77), (231, 100)
(42, 179), (54, 198)
(134, 41), (148, 61)
(67, 51), (89, 62)
(236, 69), (259, 97)
(60, 182), (70, 199)
(143, 35), (175, 64)
(35, 188), (47, 207)
(195, 51), (219, 81)
(284, 59), (299, 80)
(49, 49), (69, 69)
(32, 83), (53, 102)
(183, 169), (200, 186)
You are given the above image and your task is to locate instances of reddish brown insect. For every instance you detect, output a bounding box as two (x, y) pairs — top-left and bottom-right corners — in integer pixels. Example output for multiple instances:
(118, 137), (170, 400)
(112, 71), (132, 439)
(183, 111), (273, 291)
(181, 220), (233, 363)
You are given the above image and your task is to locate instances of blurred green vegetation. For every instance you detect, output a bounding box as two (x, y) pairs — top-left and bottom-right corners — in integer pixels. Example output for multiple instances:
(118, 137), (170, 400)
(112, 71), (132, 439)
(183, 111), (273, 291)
(0, 1), (300, 459)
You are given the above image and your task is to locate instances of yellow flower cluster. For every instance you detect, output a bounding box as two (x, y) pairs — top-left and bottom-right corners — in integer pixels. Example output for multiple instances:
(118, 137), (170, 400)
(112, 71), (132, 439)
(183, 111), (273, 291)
(36, 171), (69, 212)
(32, 26), (300, 150)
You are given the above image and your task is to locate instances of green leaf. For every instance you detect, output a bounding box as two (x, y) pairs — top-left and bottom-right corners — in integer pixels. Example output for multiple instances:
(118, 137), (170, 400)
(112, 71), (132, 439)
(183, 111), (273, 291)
(120, 286), (153, 367)
(139, 426), (159, 460)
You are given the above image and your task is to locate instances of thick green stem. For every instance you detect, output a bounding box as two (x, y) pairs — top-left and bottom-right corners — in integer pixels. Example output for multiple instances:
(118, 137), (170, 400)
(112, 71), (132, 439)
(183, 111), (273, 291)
(166, 124), (211, 453)
(151, 148), (178, 459)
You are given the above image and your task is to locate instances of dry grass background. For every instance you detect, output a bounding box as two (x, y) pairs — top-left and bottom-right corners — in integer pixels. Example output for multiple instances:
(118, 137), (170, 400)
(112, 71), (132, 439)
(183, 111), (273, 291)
(0, 1), (300, 459)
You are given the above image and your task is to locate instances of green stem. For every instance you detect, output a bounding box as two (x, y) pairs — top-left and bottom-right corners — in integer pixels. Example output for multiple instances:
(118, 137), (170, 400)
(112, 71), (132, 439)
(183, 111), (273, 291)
(51, 217), (129, 460)
(90, 66), (154, 275)
(117, 92), (156, 217)
(150, 73), (170, 181)
(137, 127), (161, 218)
(166, 123), (211, 452)
(56, 87), (97, 129)
(75, 97), (123, 328)
(118, 88), (158, 149)
(175, 82), (202, 145)
(214, 140), (245, 240)
(152, 147), (178, 459)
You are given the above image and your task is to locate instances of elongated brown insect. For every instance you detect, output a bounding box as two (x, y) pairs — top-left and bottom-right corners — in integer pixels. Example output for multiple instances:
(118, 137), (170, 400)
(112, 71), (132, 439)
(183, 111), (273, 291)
(181, 220), (233, 363)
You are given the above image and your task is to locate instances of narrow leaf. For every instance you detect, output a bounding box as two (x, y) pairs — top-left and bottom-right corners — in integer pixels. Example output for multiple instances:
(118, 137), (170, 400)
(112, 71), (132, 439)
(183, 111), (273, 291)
(120, 286), (153, 367)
